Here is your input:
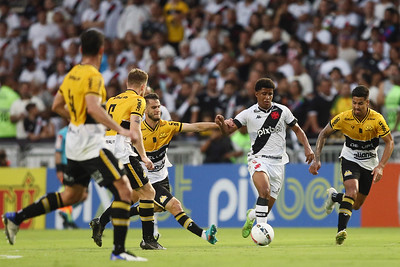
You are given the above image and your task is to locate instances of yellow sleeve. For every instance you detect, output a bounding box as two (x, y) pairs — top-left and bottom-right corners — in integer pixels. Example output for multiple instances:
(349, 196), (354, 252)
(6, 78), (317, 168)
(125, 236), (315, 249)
(86, 74), (104, 96)
(131, 97), (146, 117)
(330, 113), (342, 130)
(377, 114), (391, 137)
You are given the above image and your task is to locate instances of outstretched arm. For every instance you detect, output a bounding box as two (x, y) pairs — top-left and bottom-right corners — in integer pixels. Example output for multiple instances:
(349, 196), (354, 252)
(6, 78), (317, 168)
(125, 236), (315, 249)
(372, 133), (394, 183)
(291, 123), (314, 164)
(181, 122), (219, 133)
(215, 114), (238, 136)
(309, 123), (335, 175)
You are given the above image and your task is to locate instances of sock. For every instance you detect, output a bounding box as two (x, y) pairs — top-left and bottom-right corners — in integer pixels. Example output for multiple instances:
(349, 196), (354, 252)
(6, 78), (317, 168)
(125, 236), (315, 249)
(99, 205), (112, 228)
(139, 200), (155, 241)
(175, 211), (203, 237)
(332, 192), (344, 203)
(255, 197), (268, 224)
(338, 196), (354, 232)
(129, 205), (140, 217)
(248, 209), (256, 220)
(15, 192), (64, 225)
(111, 201), (130, 255)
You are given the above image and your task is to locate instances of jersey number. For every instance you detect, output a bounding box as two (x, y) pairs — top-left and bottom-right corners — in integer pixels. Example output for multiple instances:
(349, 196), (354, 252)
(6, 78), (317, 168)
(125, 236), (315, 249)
(107, 104), (116, 118)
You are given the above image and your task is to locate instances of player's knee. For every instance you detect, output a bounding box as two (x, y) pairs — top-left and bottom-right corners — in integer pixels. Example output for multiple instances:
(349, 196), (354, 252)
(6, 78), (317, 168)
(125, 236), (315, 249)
(167, 198), (183, 214)
(353, 204), (361, 210)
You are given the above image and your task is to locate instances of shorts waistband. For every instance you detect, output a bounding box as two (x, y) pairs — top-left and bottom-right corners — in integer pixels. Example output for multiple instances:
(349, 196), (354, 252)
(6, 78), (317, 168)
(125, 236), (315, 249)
(248, 153), (282, 160)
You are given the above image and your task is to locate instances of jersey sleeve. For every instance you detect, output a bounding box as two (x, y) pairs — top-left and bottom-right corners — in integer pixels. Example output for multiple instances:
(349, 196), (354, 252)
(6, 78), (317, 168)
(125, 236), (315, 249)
(376, 113), (391, 137)
(167, 121), (182, 135)
(234, 109), (247, 128)
(283, 106), (297, 126)
(131, 97), (146, 117)
(330, 113), (342, 130)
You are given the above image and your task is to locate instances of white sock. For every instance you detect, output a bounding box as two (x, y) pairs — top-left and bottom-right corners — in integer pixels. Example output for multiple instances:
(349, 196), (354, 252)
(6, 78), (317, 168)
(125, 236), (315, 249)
(201, 230), (207, 240)
(255, 205), (268, 224)
(248, 209), (256, 220)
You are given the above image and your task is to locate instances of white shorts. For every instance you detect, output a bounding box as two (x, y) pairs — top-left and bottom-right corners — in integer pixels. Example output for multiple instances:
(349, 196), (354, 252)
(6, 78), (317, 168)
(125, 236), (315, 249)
(248, 157), (285, 199)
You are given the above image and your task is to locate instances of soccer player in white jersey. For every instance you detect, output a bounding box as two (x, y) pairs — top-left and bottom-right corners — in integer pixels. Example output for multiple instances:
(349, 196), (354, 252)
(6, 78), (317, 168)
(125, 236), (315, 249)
(216, 78), (315, 239)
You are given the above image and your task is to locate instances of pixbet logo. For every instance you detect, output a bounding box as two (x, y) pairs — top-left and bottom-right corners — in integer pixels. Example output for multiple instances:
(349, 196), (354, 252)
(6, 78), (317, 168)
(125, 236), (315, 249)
(257, 125), (282, 137)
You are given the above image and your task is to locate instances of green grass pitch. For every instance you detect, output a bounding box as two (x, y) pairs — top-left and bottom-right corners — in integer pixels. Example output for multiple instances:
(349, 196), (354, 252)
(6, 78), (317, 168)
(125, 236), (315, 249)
(0, 227), (399, 266)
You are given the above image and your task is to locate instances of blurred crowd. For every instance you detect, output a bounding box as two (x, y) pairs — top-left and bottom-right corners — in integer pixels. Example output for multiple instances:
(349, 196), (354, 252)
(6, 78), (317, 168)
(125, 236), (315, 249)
(1, 0), (400, 148)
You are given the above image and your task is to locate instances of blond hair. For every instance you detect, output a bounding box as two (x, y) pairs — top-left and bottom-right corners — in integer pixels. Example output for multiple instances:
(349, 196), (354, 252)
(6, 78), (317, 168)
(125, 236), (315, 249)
(127, 68), (148, 88)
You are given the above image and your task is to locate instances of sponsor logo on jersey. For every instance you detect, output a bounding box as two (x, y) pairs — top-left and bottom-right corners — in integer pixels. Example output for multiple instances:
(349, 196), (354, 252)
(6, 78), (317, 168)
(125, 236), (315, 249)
(256, 115), (262, 119)
(379, 121), (387, 132)
(354, 151), (375, 160)
(344, 170), (352, 177)
(331, 116), (340, 127)
(255, 163), (261, 169)
(257, 125), (283, 137)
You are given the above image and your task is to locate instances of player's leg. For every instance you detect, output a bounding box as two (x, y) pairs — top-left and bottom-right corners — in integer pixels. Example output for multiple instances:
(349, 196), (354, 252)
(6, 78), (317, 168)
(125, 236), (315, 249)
(2, 160), (87, 245)
(336, 158), (360, 245)
(353, 166), (374, 210)
(93, 149), (146, 261)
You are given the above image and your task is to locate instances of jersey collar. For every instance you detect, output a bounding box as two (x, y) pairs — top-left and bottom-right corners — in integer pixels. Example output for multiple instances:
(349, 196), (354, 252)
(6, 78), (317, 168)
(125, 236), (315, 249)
(257, 103), (274, 113)
(352, 108), (370, 123)
(143, 119), (160, 132)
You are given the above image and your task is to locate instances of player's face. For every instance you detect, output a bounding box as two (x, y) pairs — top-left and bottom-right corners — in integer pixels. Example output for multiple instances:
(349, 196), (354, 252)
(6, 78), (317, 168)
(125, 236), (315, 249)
(255, 88), (274, 110)
(146, 99), (161, 121)
(352, 96), (369, 118)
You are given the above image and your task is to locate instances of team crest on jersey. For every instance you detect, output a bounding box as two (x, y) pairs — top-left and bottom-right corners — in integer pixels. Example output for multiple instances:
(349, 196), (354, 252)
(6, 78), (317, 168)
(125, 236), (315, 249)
(344, 170), (352, 177)
(159, 133), (167, 139)
(365, 125), (373, 131)
(159, 195), (167, 203)
(271, 111), (280, 120)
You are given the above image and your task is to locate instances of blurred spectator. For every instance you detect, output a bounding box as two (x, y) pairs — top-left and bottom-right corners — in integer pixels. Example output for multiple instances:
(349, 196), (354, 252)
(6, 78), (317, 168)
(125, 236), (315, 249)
(0, 21), (18, 67)
(305, 78), (337, 138)
(193, 75), (220, 122)
(28, 9), (62, 60)
(164, 0), (189, 53)
(0, 148), (10, 166)
(138, 2), (166, 47)
(377, 63), (400, 110)
(64, 41), (81, 68)
(224, 8), (244, 45)
(0, 0), (21, 38)
(332, 0), (360, 35)
(288, 0), (312, 40)
(330, 81), (352, 118)
(359, 1), (380, 41)
(218, 79), (245, 119)
(63, 0), (89, 26)
(23, 102), (55, 141)
(229, 126), (250, 164)
(235, 0), (259, 29)
(337, 33), (358, 68)
(374, 0), (394, 21)
(288, 79), (309, 130)
(81, 0), (105, 32)
(200, 127), (234, 163)
(117, 0), (150, 40)
(100, 0), (123, 39)
(9, 82), (45, 139)
(61, 24), (80, 52)
(383, 74), (400, 132)
(319, 44), (351, 81)
(19, 57), (47, 85)
(378, 7), (400, 47)
(172, 79), (198, 123)
(36, 42), (52, 75)
(174, 40), (198, 77)
(287, 56), (313, 98)
(102, 53), (127, 88)
(303, 16), (332, 48)
(47, 59), (67, 96)
(0, 76), (19, 138)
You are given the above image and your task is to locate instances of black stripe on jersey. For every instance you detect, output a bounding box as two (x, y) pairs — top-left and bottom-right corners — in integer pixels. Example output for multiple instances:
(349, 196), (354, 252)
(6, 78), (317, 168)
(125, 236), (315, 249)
(252, 106), (283, 154)
(345, 135), (379, 150)
(131, 112), (142, 117)
(121, 120), (130, 129)
(133, 144), (169, 163)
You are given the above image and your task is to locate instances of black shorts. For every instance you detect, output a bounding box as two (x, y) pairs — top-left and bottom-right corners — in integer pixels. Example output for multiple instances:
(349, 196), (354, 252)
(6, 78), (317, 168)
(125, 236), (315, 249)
(152, 177), (174, 210)
(341, 157), (373, 195)
(124, 156), (149, 189)
(64, 148), (126, 187)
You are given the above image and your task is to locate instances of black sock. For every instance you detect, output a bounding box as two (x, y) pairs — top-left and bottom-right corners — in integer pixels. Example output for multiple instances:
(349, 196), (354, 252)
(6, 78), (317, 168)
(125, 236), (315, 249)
(99, 205), (112, 228)
(15, 192), (64, 225)
(129, 205), (139, 217)
(255, 197), (269, 223)
(332, 192), (344, 203)
(111, 201), (130, 254)
(338, 196), (354, 232)
(174, 212), (203, 237)
(139, 200), (154, 241)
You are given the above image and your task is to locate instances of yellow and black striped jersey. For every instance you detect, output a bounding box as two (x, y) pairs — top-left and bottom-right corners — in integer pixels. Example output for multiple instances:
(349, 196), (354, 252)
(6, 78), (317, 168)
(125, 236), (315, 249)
(140, 119), (182, 183)
(59, 64), (106, 126)
(105, 89), (146, 136)
(330, 108), (390, 170)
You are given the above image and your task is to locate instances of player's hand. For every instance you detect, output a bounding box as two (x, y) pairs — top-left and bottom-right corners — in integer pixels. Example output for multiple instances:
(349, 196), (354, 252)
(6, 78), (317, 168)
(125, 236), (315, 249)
(118, 128), (131, 138)
(215, 115), (234, 135)
(309, 160), (321, 175)
(371, 164), (384, 183)
(142, 156), (154, 171)
(304, 149), (315, 164)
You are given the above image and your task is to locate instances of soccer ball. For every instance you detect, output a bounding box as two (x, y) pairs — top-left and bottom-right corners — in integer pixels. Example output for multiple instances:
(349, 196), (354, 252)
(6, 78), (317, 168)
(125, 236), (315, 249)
(250, 223), (274, 246)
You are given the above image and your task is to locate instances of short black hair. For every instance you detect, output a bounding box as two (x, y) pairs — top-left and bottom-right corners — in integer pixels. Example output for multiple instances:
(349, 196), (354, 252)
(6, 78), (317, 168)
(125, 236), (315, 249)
(254, 78), (275, 92)
(352, 85), (369, 99)
(144, 93), (160, 103)
(80, 30), (104, 56)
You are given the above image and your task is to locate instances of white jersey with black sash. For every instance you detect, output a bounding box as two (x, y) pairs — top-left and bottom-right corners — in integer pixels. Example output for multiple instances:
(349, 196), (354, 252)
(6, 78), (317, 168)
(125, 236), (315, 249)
(233, 103), (297, 165)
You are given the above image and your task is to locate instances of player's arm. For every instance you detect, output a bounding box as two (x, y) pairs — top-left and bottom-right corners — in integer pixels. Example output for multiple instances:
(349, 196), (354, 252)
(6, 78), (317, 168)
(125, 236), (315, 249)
(215, 114), (238, 136)
(309, 123), (335, 175)
(290, 123), (314, 164)
(130, 114), (154, 170)
(85, 94), (130, 137)
(52, 92), (70, 120)
(372, 133), (394, 183)
(181, 122), (219, 133)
